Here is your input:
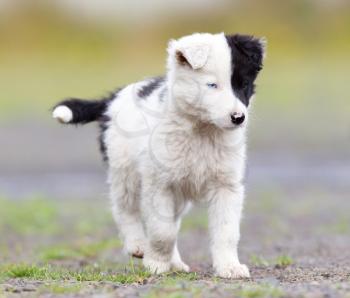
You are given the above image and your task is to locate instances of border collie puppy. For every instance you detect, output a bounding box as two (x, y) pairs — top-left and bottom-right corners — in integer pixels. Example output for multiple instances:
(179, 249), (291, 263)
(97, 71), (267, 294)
(52, 32), (265, 278)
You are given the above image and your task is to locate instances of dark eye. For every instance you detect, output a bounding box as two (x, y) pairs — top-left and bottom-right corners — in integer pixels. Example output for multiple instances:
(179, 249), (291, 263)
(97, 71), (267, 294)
(206, 83), (218, 89)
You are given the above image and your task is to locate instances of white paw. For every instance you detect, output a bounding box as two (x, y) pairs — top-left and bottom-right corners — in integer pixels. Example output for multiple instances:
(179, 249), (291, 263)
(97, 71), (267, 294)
(215, 263), (250, 279)
(125, 239), (145, 259)
(171, 260), (190, 272)
(143, 257), (171, 274)
(53, 105), (73, 123)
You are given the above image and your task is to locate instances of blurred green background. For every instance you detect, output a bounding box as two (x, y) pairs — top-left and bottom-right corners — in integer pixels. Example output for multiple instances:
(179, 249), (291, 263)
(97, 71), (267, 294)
(0, 0), (349, 197)
(0, 3), (349, 295)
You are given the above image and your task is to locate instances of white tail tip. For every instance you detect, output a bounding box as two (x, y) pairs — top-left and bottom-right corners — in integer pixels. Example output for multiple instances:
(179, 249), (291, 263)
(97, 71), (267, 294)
(52, 105), (73, 123)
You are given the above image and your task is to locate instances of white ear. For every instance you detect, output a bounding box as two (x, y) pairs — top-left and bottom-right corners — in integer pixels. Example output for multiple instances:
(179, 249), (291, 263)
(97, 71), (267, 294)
(176, 44), (210, 70)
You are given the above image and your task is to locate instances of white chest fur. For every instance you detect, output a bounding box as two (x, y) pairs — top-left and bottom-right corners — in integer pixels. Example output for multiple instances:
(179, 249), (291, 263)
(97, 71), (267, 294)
(147, 119), (246, 201)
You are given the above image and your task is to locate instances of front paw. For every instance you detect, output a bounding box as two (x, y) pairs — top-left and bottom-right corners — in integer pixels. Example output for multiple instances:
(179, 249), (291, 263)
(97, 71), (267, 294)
(125, 238), (146, 259)
(171, 260), (190, 272)
(143, 257), (171, 274)
(215, 263), (250, 279)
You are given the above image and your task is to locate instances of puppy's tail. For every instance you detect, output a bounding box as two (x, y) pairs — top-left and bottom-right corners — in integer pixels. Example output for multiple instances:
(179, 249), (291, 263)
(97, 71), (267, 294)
(52, 98), (111, 124)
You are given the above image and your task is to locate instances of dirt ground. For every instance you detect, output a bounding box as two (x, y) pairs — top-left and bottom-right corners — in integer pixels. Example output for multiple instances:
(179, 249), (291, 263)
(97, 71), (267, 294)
(1, 182), (349, 298)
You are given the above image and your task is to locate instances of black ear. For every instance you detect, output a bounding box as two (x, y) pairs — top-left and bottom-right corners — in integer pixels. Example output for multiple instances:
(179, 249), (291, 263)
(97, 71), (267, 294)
(226, 34), (266, 71)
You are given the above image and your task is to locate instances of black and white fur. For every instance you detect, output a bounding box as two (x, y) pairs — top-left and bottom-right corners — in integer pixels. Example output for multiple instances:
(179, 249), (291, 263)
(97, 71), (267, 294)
(53, 32), (265, 278)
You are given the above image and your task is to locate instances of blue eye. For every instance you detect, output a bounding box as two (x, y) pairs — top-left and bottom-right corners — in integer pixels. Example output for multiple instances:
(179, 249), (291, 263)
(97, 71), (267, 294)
(207, 83), (218, 89)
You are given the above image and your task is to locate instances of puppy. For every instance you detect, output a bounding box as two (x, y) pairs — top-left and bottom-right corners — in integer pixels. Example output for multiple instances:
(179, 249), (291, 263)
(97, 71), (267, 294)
(52, 32), (265, 278)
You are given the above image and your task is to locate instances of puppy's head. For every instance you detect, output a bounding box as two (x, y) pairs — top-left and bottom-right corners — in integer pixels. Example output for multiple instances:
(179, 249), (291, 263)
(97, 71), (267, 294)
(167, 32), (265, 130)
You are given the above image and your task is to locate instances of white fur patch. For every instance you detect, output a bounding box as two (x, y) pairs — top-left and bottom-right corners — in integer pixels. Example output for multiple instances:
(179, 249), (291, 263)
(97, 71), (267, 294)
(53, 105), (73, 123)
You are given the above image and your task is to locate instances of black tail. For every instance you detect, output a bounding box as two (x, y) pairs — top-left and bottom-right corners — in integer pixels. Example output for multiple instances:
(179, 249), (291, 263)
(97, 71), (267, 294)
(52, 97), (112, 124)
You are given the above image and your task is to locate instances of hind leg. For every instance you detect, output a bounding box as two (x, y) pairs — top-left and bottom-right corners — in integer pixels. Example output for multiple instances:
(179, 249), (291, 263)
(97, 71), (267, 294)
(109, 166), (146, 258)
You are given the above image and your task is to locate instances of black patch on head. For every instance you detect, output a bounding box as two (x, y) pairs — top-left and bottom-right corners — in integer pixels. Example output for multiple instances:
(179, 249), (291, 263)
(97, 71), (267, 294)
(225, 34), (264, 106)
(138, 76), (165, 98)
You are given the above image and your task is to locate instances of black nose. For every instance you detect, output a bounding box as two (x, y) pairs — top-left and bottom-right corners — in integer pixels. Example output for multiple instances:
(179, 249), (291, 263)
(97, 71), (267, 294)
(231, 112), (245, 125)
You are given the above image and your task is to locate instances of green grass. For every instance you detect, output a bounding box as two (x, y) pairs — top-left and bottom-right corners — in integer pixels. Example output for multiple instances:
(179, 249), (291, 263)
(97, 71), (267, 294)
(250, 254), (294, 269)
(0, 197), (115, 238)
(0, 196), (122, 264)
(160, 272), (199, 284)
(0, 263), (200, 289)
(275, 255), (293, 268)
(147, 280), (285, 298)
(250, 255), (269, 267)
(71, 206), (115, 236)
(0, 197), (59, 236)
(238, 285), (284, 298)
(40, 239), (122, 261)
(39, 283), (83, 295)
(40, 246), (81, 261)
(0, 263), (151, 284)
(145, 280), (202, 298)
(327, 217), (349, 235)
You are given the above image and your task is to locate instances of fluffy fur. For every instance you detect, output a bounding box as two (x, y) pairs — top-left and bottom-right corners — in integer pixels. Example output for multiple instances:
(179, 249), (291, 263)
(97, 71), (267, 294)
(52, 32), (265, 278)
